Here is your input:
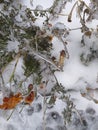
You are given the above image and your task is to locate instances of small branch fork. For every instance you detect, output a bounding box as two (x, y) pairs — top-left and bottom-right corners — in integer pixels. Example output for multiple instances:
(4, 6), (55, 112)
(23, 47), (61, 71)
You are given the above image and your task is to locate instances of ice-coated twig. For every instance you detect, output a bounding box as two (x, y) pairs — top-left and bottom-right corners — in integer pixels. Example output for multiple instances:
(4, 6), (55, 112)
(69, 27), (82, 31)
(73, 108), (84, 125)
(56, 13), (69, 16)
(19, 105), (25, 113)
(26, 48), (61, 71)
(43, 97), (46, 130)
(9, 54), (20, 83)
(49, 66), (62, 88)
(42, 80), (49, 130)
(78, 0), (92, 12)
(0, 71), (5, 88)
(7, 108), (16, 121)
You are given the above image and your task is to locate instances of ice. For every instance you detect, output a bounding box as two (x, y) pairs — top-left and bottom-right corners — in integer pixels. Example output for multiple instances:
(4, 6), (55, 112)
(1, 0), (98, 130)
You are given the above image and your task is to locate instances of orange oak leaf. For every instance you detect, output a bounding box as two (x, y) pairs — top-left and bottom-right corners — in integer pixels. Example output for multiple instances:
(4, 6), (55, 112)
(0, 92), (23, 110)
(24, 91), (35, 104)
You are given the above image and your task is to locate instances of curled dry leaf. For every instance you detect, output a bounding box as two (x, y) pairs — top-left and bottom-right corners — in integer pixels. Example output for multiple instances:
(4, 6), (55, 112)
(24, 91), (35, 104)
(0, 93), (23, 110)
(58, 50), (66, 69)
(68, 1), (77, 22)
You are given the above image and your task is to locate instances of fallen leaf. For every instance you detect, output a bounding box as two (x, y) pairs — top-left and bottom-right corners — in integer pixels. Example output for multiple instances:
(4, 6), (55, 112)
(24, 91), (35, 104)
(0, 92), (23, 110)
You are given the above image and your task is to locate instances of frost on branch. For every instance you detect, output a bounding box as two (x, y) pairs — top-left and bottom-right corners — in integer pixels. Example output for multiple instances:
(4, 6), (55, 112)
(1, 1), (98, 128)
(80, 26), (98, 65)
(0, 0), (70, 106)
(52, 22), (69, 59)
(87, 0), (98, 21)
(52, 22), (69, 38)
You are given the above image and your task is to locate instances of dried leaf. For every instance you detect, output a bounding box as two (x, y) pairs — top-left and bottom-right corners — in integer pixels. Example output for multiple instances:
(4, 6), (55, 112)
(58, 50), (66, 69)
(46, 35), (53, 42)
(24, 91), (35, 104)
(84, 31), (92, 38)
(0, 93), (23, 110)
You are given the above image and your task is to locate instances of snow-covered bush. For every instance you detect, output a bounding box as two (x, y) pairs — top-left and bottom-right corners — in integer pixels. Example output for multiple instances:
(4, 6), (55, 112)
(0, 0), (98, 130)
(80, 27), (98, 65)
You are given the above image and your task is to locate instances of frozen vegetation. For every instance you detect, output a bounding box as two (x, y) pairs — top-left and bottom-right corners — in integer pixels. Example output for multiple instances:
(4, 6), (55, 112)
(0, 0), (98, 130)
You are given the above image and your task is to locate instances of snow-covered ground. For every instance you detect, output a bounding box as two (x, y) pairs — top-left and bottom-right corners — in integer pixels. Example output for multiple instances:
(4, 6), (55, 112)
(0, 0), (98, 130)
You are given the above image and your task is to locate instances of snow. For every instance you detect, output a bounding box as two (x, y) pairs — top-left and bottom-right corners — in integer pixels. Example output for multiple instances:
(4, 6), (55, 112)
(7, 41), (20, 53)
(1, 0), (98, 130)
(20, 0), (54, 10)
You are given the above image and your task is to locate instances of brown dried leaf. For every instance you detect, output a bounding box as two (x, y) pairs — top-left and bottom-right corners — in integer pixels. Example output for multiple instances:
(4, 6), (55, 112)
(24, 91), (35, 104)
(58, 50), (66, 69)
(0, 93), (23, 110)
(84, 31), (92, 38)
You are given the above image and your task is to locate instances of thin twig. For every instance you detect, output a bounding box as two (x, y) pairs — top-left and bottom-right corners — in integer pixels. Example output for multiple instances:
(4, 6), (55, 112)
(69, 27), (82, 31)
(73, 108), (84, 125)
(7, 108), (15, 121)
(27, 48), (61, 71)
(30, 9), (69, 17)
(57, 13), (69, 16)
(43, 81), (49, 130)
(19, 105), (25, 113)
(78, 0), (92, 12)
(77, 2), (89, 31)
(49, 66), (62, 88)
(0, 71), (5, 88)
(9, 54), (20, 82)
(18, 76), (30, 88)
(43, 94), (47, 130)
(59, 37), (69, 59)
(30, 9), (49, 12)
